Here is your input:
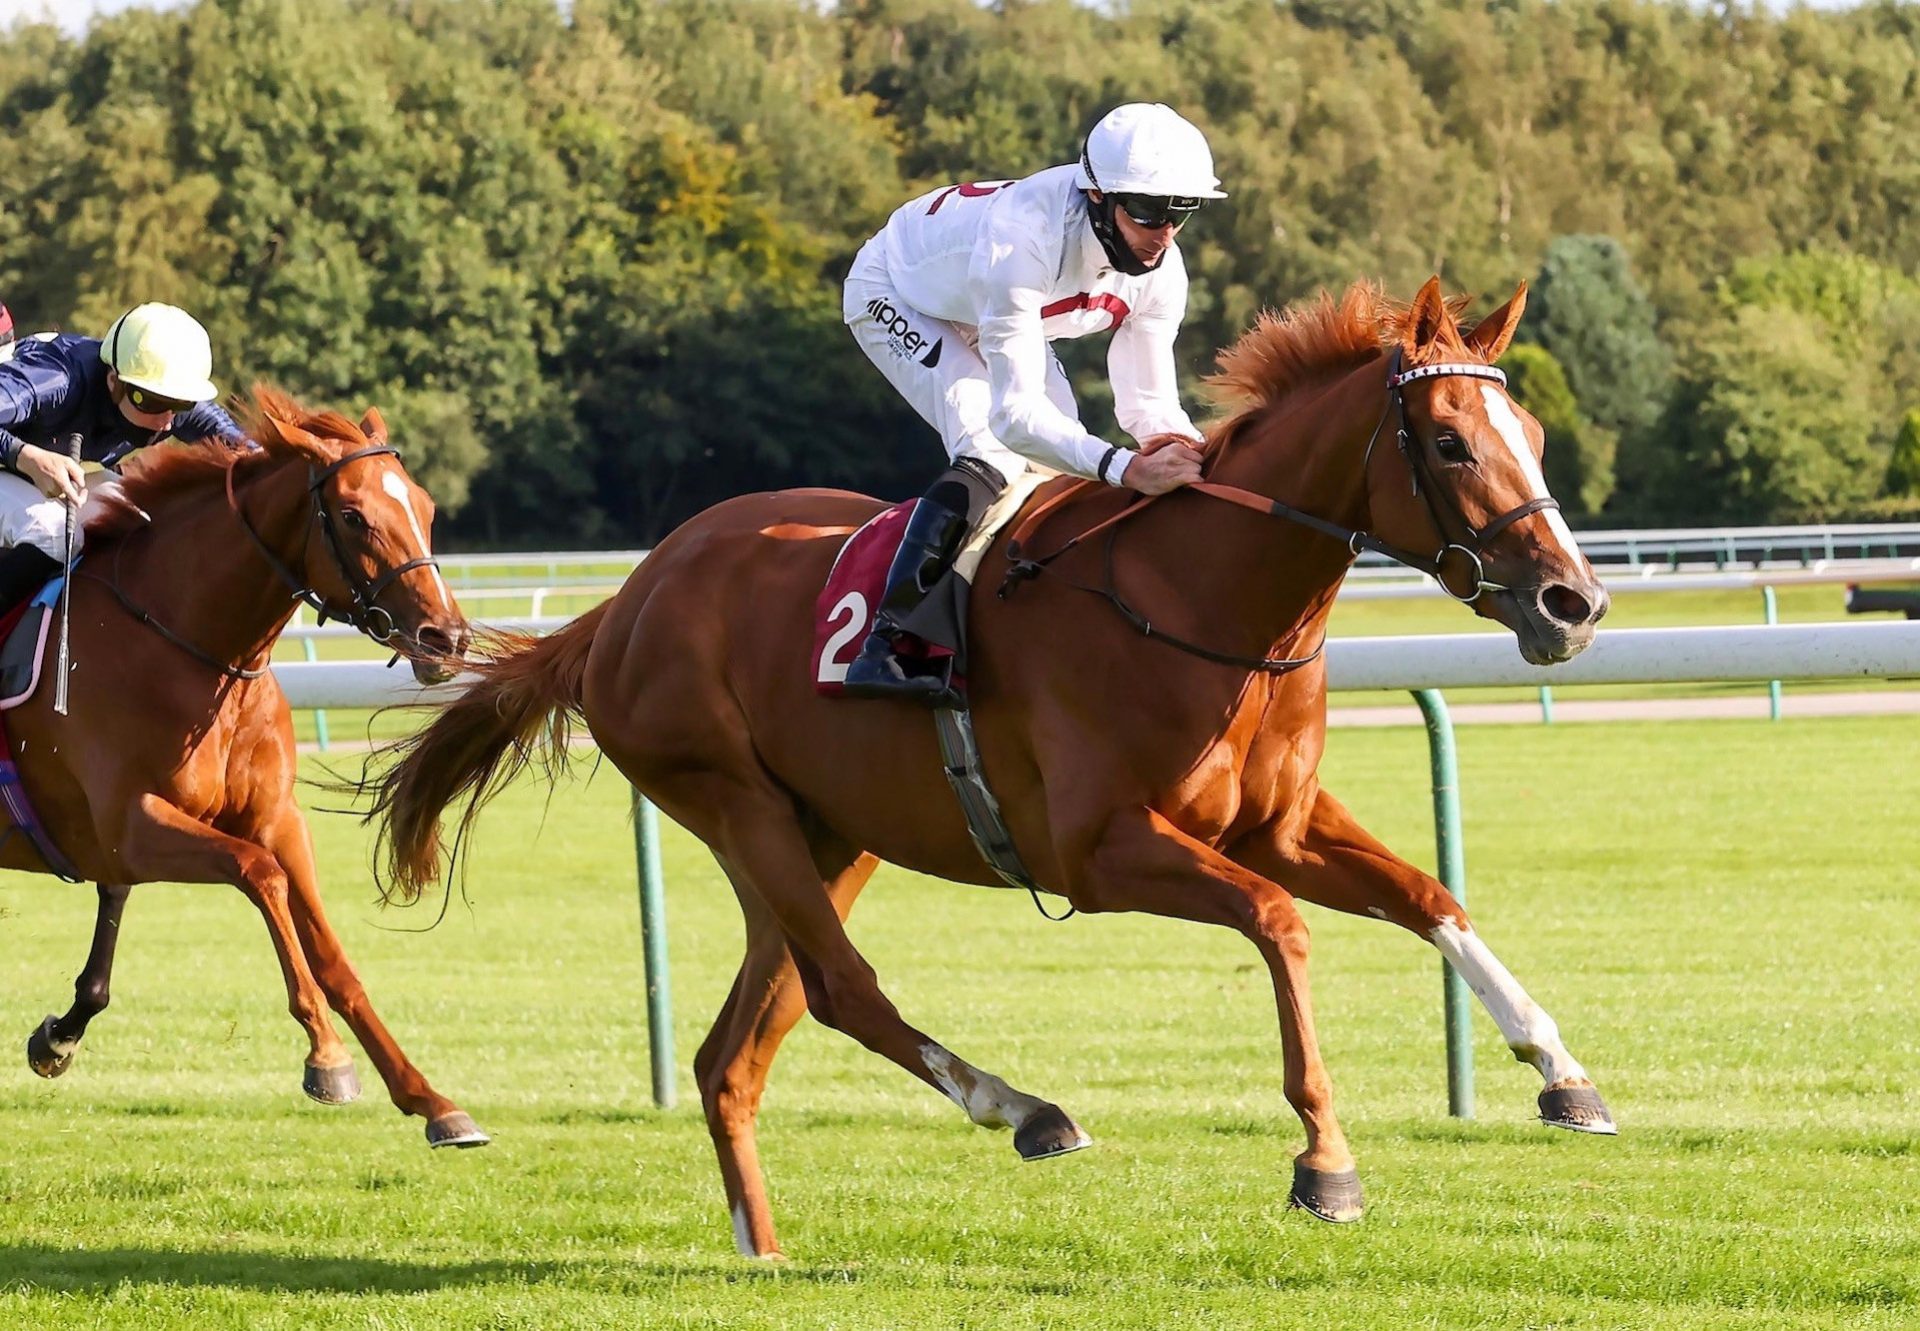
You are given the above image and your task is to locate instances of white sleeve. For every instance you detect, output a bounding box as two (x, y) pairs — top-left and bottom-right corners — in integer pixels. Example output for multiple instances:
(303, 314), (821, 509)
(1109, 252), (1203, 444)
(971, 213), (1127, 484)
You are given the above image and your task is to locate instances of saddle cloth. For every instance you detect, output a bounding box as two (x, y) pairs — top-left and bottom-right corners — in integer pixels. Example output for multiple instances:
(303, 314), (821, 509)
(812, 473), (1046, 698)
(0, 572), (83, 879)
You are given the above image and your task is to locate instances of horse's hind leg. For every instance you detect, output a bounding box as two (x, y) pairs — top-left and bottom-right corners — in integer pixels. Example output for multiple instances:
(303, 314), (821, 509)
(27, 882), (131, 1078)
(263, 809), (485, 1147)
(659, 772), (1088, 1176)
(1231, 788), (1614, 1134)
(695, 834), (876, 1259)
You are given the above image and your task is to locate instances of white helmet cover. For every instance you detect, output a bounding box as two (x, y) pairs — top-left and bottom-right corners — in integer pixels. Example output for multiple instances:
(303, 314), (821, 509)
(1076, 103), (1227, 200)
(100, 302), (219, 403)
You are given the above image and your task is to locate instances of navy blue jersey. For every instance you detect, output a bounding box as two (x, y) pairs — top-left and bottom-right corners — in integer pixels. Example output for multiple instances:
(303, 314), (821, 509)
(0, 334), (243, 472)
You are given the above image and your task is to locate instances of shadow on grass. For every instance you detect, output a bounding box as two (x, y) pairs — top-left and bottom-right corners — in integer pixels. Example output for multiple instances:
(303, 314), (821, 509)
(0, 1244), (869, 1295)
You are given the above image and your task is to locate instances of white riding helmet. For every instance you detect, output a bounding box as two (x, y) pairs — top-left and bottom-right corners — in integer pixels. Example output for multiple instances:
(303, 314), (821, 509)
(100, 303), (219, 404)
(1075, 103), (1227, 200)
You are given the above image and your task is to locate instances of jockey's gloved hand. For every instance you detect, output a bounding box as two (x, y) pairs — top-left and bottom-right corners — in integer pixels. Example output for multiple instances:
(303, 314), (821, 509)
(16, 443), (86, 506)
(1123, 439), (1204, 495)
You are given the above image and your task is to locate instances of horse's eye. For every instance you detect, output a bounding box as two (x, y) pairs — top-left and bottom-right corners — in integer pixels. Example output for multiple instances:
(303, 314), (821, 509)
(341, 507), (369, 530)
(1434, 433), (1471, 464)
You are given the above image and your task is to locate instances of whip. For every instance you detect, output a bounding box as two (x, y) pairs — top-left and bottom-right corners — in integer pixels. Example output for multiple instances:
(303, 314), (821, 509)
(53, 431), (80, 716)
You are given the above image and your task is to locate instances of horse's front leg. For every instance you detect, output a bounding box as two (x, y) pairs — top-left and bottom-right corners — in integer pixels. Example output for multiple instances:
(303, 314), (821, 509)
(110, 796), (359, 1104)
(1228, 787), (1615, 1134)
(1066, 805), (1362, 1221)
(260, 808), (487, 1148)
(27, 882), (132, 1078)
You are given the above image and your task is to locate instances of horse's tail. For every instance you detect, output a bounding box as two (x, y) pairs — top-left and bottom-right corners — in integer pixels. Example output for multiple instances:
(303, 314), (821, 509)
(368, 601), (610, 904)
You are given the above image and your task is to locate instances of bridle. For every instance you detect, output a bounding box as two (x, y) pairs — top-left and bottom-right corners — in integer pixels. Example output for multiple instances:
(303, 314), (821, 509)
(93, 444), (442, 681)
(1000, 348), (1559, 672)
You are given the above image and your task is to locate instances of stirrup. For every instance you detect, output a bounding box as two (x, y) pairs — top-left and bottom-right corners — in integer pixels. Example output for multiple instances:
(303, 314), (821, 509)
(842, 640), (962, 708)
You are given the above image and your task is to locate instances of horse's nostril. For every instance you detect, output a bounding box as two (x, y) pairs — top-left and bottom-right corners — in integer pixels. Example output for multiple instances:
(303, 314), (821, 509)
(417, 626), (456, 658)
(1540, 583), (1595, 627)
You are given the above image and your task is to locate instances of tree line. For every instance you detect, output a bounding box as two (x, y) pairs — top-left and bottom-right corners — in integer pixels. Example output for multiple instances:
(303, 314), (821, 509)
(1, 0), (1916, 544)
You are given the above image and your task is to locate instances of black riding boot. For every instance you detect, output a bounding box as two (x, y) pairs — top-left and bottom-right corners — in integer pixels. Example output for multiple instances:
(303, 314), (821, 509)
(0, 545), (59, 619)
(842, 468), (998, 705)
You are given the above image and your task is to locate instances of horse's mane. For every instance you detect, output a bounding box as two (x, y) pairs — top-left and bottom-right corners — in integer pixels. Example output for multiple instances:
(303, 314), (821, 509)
(88, 386), (371, 545)
(1205, 280), (1472, 433)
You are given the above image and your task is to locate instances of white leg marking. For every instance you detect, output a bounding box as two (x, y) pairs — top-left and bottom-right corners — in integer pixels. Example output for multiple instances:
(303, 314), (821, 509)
(731, 1199), (760, 1257)
(921, 1043), (1047, 1130)
(1480, 386), (1587, 567)
(1430, 920), (1588, 1086)
(380, 470), (453, 609)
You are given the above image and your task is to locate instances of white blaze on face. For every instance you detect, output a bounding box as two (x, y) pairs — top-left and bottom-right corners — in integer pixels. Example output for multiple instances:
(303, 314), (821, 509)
(1430, 920), (1588, 1087)
(1479, 385), (1586, 568)
(378, 468), (452, 608)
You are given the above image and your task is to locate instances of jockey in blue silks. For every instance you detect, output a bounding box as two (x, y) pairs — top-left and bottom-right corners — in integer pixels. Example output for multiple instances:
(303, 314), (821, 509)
(0, 303), (246, 612)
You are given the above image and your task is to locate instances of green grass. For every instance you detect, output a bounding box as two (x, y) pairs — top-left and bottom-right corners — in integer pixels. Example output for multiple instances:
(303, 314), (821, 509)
(3, 716), (1915, 1328)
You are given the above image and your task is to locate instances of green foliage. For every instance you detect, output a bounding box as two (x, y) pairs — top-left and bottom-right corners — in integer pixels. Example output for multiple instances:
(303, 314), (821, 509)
(1887, 409), (1920, 498)
(1, 0), (1917, 540)
(1499, 342), (1614, 517)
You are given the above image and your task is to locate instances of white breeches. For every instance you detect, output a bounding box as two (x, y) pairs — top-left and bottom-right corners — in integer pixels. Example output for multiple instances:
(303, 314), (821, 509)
(0, 470), (116, 559)
(844, 251), (1076, 485)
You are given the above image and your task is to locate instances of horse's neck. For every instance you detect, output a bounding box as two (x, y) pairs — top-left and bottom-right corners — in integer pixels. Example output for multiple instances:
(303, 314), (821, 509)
(116, 460), (313, 672)
(1146, 359), (1382, 661)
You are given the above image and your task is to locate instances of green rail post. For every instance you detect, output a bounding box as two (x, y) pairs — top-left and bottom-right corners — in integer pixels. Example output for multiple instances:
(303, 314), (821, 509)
(1414, 689), (1473, 1118)
(633, 790), (676, 1108)
(1763, 585), (1782, 721)
(301, 633), (330, 751)
(1537, 685), (1554, 725)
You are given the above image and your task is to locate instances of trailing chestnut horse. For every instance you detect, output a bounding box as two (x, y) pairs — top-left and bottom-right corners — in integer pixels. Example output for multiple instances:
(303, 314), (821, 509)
(8, 389), (487, 1148)
(371, 278), (1615, 1251)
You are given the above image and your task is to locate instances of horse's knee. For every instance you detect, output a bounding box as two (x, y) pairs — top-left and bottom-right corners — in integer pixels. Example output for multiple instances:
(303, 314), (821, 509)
(74, 976), (110, 1017)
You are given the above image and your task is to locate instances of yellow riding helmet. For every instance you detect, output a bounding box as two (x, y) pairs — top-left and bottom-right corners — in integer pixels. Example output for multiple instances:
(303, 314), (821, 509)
(99, 303), (219, 404)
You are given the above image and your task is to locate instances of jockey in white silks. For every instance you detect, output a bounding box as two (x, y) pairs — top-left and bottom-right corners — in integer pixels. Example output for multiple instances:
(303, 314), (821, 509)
(841, 103), (1226, 703)
(0, 303), (245, 614)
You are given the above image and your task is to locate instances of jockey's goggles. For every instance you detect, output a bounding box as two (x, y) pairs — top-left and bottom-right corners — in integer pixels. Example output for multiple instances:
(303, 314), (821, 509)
(1111, 193), (1205, 229)
(123, 383), (195, 415)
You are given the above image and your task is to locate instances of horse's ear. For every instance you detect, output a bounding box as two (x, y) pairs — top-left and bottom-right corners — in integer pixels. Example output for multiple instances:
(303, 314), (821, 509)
(259, 412), (331, 463)
(359, 407), (388, 446)
(1465, 282), (1528, 364)
(1403, 276), (1451, 357)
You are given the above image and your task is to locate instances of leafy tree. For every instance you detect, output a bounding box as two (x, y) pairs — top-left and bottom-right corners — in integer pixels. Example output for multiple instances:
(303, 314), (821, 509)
(1500, 343), (1614, 518)
(1887, 409), (1920, 499)
(1523, 235), (1672, 442)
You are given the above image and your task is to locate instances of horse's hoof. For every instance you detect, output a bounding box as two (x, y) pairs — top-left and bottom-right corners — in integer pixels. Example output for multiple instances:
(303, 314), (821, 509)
(1539, 1083), (1617, 1135)
(1290, 1160), (1364, 1223)
(302, 1060), (362, 1105)
(26, 1016), (72, 1079)
(1014, 1104), (1093, 1161)
(426, 1111), (491, 1149)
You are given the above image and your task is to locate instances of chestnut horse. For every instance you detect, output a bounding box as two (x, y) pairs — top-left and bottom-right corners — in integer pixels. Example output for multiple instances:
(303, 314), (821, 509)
(8, 389), (486, 1148)
(371, 278), (1615, 1252)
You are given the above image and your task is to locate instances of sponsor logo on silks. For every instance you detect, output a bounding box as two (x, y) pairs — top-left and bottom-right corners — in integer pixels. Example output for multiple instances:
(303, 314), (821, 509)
(866, 296), (943, 369)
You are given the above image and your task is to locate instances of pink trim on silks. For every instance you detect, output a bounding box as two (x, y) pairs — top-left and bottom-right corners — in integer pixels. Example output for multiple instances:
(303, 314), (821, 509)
(0, 607), (51, 711)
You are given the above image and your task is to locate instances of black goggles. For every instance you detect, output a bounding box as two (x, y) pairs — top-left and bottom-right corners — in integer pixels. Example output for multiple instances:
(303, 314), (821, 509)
(1111, 193), (1205, 228)
(124, 384), (196, 415)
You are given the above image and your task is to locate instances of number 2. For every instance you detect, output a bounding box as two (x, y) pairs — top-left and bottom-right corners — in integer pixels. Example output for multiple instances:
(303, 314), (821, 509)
(817, 591), (869, 684)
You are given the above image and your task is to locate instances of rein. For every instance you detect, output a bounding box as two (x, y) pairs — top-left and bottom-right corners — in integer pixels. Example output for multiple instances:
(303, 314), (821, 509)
(87, 444), (439, 680)
(999, 349), (1558, 669)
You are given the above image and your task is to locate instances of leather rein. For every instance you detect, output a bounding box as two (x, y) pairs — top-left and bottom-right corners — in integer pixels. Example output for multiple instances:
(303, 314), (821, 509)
(92, 444), (439, 681)
(998, 348), (1559, 674)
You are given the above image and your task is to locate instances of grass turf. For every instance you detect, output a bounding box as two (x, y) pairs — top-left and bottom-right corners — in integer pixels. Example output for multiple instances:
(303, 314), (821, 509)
(0, 715), (1915, 1328)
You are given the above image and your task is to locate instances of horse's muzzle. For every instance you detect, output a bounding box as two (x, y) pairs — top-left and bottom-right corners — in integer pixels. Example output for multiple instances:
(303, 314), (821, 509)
(408, 622), (471, 685)
(1486, 578), (1609, 666)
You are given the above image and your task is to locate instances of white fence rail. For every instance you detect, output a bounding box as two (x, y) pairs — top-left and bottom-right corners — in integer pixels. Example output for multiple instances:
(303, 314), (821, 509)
(273, 621), (1920, 709)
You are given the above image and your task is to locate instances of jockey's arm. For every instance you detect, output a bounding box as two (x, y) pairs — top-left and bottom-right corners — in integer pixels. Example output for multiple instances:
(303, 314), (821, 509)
(0, 354), (86, 501)
(1108, 258), (1205, 449)
(172, 399), (247, 447)
(973, 230), (1135, 488)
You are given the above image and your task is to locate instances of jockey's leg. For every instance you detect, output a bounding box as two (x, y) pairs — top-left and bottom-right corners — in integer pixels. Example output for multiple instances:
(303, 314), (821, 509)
(841, 459), (1001, 705)
(0, 470), (82, 615)
(1064, 804), (1362, 1221)
(1228, 787), (1614, 1134)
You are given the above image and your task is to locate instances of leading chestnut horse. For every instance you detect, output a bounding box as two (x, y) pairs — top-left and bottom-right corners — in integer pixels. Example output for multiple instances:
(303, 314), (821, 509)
(371, 278), (1615, 1253)
(7, 389), (486, 1148)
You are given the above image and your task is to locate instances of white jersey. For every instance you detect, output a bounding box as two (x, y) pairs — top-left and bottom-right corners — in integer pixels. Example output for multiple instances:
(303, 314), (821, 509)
(870, 164), (1202, 483)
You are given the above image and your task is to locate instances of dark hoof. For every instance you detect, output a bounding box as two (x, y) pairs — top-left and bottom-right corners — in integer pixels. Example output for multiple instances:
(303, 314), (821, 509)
(1539, 1083), (1617, 1135)
(302, 1060), (362, 1105)
(426, 1111), (491, 1149)
(26, 1016), (72, 1079)
(1290, 1160), (1364, 1223)
(1014, 1104), (1093, 1161)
